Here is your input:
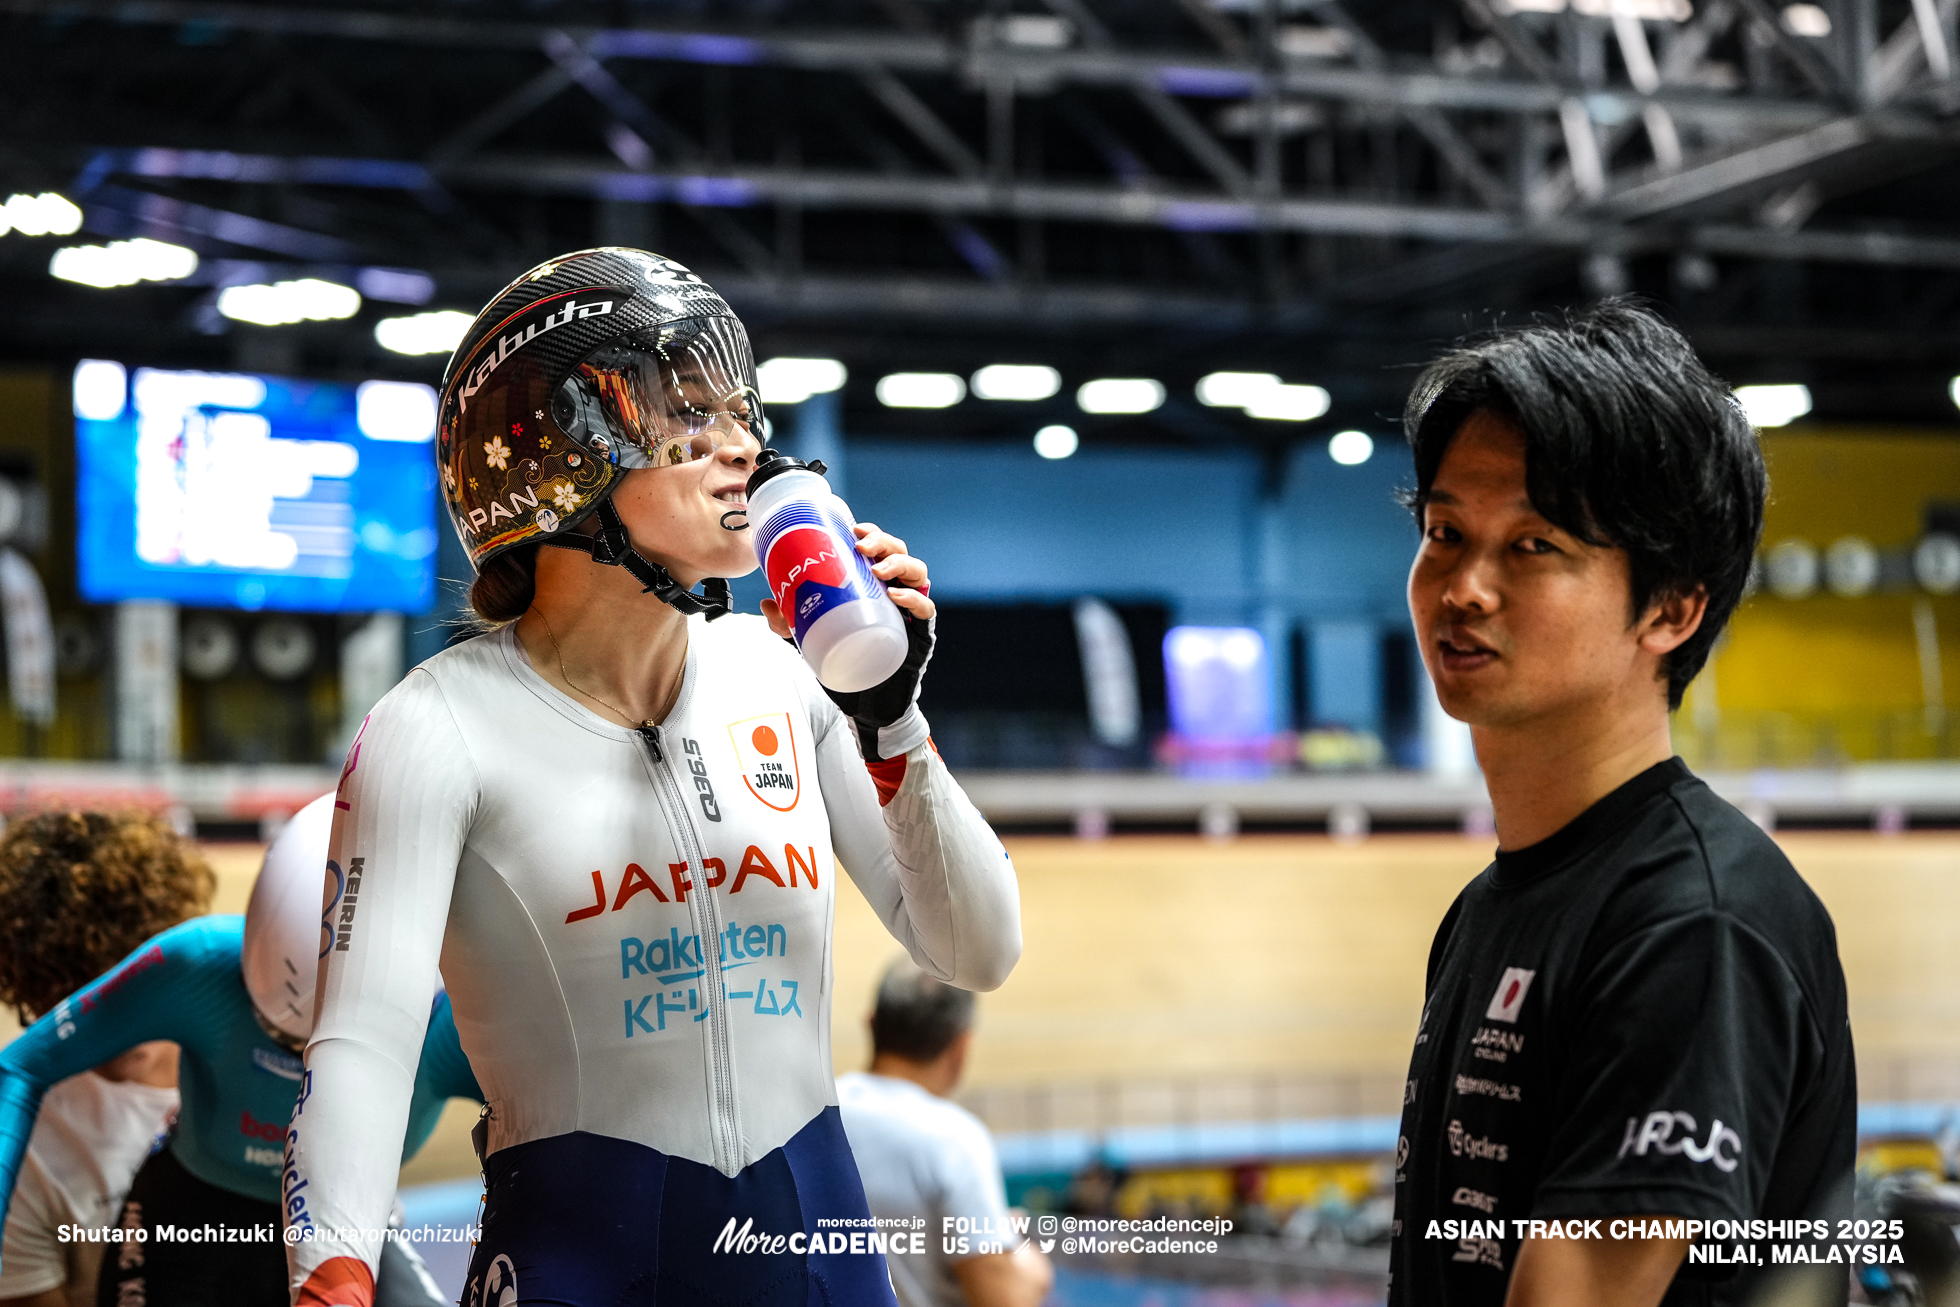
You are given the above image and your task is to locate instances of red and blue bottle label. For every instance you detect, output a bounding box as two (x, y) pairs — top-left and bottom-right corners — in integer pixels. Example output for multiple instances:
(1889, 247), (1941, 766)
(758, 502), (884, 644)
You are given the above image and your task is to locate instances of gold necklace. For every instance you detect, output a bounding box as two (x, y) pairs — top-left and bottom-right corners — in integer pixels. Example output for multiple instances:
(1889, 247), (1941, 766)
(532, 608), (655, 729)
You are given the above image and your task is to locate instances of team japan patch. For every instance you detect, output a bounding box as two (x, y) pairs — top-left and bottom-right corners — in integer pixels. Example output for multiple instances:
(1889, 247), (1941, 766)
(728, 713), (800, 811)
(1485, 967), (1536, 1023)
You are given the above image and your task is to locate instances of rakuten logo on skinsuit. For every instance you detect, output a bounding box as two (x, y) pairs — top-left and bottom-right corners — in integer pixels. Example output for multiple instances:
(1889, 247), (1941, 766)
(620, 921), (789, 980)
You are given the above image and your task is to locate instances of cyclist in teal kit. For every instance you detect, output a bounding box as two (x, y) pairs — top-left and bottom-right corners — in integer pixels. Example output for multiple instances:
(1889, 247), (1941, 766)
(0, 794), (480, 1307)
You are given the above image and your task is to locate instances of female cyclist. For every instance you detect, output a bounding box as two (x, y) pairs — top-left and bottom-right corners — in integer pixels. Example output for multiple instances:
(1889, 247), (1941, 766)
(0, 795), (481, 1307)
(285, 247), (1023, 1307)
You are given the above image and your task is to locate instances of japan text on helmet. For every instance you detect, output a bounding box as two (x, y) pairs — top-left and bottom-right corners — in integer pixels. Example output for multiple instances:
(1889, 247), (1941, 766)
(242, 792), (336, 1046)
(437, 248), (763, 570)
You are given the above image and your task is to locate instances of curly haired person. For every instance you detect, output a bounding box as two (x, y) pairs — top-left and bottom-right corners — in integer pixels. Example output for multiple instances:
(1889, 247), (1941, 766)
(0, 796), (481, 1307)
(0, 811), (212, 1307)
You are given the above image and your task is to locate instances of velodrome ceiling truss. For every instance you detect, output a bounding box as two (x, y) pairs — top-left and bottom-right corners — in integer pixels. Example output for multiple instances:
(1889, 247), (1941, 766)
(1, 0), (1958, 419)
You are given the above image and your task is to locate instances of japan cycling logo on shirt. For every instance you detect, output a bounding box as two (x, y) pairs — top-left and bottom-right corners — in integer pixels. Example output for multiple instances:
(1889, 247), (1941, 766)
(728, 712), (800, 812)
(1485, 967), (1536, 1023)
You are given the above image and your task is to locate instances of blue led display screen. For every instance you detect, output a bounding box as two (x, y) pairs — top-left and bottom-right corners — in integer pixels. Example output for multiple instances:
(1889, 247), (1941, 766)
(1163, 625), (1272, 740)
(74, 362), (438, 613)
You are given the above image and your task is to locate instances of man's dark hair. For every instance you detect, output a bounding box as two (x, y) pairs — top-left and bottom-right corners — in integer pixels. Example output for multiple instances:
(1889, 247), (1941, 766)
(1402, 299), (1766, 710)
(870, 960), (975, 1063)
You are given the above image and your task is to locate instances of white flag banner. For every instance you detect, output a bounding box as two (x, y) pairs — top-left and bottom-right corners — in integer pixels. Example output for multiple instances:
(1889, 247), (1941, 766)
(0, 548), (54, 726)
(1073, 597), (1140, 748)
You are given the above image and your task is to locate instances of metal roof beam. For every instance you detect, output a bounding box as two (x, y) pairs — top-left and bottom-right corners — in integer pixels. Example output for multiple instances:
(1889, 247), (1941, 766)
(857, 67), (985, 179)
(1597, 111), (1960, 219)
(79, 146), (1960, 268)
(0, 0), (1851, 132)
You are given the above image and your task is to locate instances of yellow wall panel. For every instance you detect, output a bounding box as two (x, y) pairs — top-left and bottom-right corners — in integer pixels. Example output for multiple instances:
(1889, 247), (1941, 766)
(1755, 431), (1960, 546)
(1114, 1168), (1234, 1218)
(1715, 596), (1952, 714)
(1689, 428), (1960, 761)
(1264, 1160), (1385, 1209)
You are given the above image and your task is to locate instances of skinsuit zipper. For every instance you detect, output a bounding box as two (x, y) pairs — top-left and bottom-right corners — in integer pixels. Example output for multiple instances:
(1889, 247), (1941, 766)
(635, 722), (743, 1174)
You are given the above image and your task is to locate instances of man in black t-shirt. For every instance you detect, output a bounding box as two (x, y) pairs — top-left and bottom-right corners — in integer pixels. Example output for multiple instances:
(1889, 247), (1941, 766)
(1388, 303), (1854, 1307)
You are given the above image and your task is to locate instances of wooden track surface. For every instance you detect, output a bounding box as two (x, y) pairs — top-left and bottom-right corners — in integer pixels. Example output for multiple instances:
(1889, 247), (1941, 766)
(10, 831), (1955, 1187)
(832, 831), (1960, 1095)
(828, 832), (1960, 1135)
(831, 834), (1468, 1086)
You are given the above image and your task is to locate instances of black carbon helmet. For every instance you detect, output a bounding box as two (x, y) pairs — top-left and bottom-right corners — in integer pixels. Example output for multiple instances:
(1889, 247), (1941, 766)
(436, 247), (762, 573)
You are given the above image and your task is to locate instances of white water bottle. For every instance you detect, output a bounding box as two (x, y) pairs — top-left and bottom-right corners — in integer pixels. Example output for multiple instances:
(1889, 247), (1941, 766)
(746, 449), (908, 693)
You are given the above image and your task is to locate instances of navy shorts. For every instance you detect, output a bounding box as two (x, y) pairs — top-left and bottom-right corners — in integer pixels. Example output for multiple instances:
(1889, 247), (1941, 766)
(459, 1107), (899, 1307)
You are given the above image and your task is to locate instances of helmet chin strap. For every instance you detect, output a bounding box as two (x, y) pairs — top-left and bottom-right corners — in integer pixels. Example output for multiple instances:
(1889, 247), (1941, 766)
(541, 497), (733, 620)
(249, 1001), (307, 1054)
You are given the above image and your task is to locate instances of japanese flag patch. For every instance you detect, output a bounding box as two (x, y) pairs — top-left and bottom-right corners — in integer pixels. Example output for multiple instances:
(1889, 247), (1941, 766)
(728, 712), (801, 812)
(1485, 967), (1536, 1024)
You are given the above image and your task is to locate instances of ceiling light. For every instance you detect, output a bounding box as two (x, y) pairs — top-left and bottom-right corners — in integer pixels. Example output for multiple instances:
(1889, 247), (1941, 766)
(1196, 372), (1280, 407)
(876, 372), (965, 409)
(355, 381), (440, 443)
(1, 192), (84, 238)
(1033, 425), (1079, 459)
(1077, 378), (1165, 415)
(374, 310), (473, 356)
(49, 238), (198, 288)
(757, 357), (848, 406)
(131, 368), (266, 416)
(971, 364), (1062, 401)
(1196, 371), (1330, 422)
(1329, 430), (1374, 465)
(1217, 99), (1324, 137)
(1572, 0), (1691, 15)
(1242, 383), (1330, 422)
(1733, 384), (1811, 428)
(355, 267), (436, 305)
(218, 279), (361, 326)
(72, 360), (128, 422)
(1000, 14), (1072, 47)
(1501, 0), (1692, 15)
(1781, 3), (1831, 36)
(1276, 25), (1352, 58)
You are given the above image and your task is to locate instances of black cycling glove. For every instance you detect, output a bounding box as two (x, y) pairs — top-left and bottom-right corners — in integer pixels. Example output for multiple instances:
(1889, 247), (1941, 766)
(822, 609), (935, 763)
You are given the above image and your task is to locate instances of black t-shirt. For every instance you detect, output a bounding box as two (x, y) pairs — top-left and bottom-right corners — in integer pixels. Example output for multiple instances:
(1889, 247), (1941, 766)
(1388, 758), (1855, 1307)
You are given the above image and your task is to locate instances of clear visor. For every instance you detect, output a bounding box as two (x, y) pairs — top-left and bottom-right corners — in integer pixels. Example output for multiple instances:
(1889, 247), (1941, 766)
(556, 315), (763, 470)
